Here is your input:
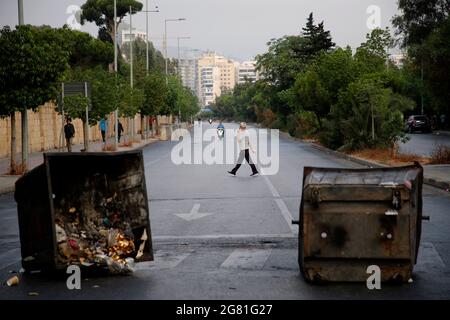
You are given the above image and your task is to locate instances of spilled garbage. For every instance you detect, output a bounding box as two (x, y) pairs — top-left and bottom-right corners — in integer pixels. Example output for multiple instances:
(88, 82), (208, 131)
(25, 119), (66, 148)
(55, 193), (145, 274)
(14, 151), (153, 274)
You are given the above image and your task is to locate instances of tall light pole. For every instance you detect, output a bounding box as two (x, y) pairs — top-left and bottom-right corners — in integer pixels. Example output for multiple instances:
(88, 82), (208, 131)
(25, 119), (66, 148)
(114, 0), (119, 150)
(144, 2), (159, 76)
(164, 18), (186, 85)
(177, 37), (190, 123)
(18, 0), (28, 169)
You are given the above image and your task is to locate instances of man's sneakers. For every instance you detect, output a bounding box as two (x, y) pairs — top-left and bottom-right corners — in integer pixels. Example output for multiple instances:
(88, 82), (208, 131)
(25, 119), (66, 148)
(250, 172), (259, 177)
(227, 171), (236, 176)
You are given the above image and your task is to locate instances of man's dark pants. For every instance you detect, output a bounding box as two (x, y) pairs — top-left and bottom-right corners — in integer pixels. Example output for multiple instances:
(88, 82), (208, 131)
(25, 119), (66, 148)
(230, 149), (258, 174)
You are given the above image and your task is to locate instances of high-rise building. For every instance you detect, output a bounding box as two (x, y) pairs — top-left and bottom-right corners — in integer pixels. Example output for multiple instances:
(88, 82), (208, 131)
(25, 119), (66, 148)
(215, 56), (237, 94)
(199, 66), (221, 107)
(237, 61), (259, 84)
(179, 58), (198, 95)
(196, 52), (239, 107)
(121, 29), (147, 44)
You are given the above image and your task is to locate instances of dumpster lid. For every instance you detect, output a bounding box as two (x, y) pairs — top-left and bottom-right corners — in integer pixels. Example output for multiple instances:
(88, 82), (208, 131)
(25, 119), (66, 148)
(303, 163), (423, 188)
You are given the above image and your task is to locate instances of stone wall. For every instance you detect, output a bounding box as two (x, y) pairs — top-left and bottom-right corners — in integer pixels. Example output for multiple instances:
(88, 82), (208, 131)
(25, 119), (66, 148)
(0, 102), (167, 159)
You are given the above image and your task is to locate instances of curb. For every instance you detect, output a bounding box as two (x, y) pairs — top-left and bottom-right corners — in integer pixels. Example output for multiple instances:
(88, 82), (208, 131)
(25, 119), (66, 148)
(433, 131), (450, 137)
(309, 141), (450, 190)
(0, 185), (15, 196)
(279, 130), (450, 190)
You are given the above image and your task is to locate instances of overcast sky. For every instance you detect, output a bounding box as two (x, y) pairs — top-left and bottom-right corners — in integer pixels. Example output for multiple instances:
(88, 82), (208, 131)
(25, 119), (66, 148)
(0, 0), (400, 61)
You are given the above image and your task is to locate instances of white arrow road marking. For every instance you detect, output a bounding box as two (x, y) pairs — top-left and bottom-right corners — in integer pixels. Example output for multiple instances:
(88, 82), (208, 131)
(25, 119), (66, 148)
(220, 249), (272, 270)
(175, 203), (214, 221)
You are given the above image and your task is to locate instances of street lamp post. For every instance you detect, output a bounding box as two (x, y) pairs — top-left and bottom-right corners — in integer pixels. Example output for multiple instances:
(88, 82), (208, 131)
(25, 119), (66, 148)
(164, 18), (186, 85)
(114, 0), (119, 150)
(18, 0), (28, 169)
(177, 36), (190, 123)
(142, 3), (160, 76)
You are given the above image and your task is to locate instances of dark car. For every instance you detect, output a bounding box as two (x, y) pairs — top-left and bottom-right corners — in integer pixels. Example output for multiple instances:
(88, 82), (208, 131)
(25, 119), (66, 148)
(405, 115), (432, 133)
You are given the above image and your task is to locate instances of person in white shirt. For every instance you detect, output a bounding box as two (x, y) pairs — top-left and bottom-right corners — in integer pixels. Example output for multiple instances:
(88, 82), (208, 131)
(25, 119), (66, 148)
(228, 122), (259, 176)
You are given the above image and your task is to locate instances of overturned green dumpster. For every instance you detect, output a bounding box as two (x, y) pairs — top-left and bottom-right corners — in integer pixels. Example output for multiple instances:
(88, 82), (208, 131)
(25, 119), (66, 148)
(297, 162), (425, 283)
(15, 150), (152, 274)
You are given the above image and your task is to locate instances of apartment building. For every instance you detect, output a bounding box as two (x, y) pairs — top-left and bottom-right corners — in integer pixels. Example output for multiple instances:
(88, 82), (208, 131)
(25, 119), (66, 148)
(196, 52), (240, 107)
(121, 29), (147, 44)
(179, 58), (198, 94)
(237, 60), (259, 84)
(199, 66), (221, 107)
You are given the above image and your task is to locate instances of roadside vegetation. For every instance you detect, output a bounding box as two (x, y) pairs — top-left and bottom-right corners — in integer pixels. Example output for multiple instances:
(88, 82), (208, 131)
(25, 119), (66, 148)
(211, 2), (450, 163)
(0, 0), (199, 173)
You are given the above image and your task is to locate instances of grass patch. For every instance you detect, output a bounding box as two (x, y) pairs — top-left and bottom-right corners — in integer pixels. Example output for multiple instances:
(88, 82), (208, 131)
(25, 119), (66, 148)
(350, 147), (431, 166)
(430, 144), (450, 164)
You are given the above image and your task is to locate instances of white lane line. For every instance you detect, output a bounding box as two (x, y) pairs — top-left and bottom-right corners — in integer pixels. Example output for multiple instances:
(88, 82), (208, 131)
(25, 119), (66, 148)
(260, 168), (295, 234)
(275, 199), (297, 234)
(262, 171), (280, 198)
(220, 249), (272, 270)
(144, 157), (163, 168)
(415, 242), (446, 272)
(135, 250), (191, 271)
(153, 233), (295, 241)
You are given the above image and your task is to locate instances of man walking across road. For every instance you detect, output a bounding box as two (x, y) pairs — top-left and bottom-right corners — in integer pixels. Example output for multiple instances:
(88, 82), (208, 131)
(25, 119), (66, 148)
(64, 117), (75, 152)
(228, 122), (259, 177)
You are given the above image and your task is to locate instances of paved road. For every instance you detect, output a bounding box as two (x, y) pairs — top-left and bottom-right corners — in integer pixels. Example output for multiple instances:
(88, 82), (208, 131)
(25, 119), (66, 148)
(399, 133), (450, 157)
(1, 122), (450, 299)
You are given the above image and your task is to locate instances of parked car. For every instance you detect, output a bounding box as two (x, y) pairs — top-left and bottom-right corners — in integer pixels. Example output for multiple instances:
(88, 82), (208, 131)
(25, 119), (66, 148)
(405, 115), (432, 133)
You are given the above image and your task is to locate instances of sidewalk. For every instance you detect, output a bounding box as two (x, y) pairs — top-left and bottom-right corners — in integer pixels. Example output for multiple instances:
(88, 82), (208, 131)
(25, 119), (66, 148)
(310, 142), (450, 191)
(0, 136), (159, 195)
(433, 130), (450, 136)
(278, 131), (450, 191)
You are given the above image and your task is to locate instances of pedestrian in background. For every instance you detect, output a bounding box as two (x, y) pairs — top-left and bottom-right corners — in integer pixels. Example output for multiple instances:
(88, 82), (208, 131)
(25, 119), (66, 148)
(228, 122), (259, 177)
(64, 117), (75, 152)
(118, 121), (124, 143)
(100, 118), (107, 143)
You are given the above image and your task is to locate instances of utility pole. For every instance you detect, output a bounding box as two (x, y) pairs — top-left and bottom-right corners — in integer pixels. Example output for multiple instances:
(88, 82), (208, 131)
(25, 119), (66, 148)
(177, 36), (190, 124)
(129, 6), (134, 142)
(164, 18), (186, 85)
(146, 0), (149, 76)
(114, 0), (119, 150)
(18, 0), (28, 170)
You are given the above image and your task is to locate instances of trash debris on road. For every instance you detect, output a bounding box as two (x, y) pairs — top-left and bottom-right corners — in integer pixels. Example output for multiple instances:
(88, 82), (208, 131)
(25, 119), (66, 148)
(6, 276), (19, 286)
(28, 292), (39, 296)
(55, 192), (141, 274)
(14, 151), (153, 274)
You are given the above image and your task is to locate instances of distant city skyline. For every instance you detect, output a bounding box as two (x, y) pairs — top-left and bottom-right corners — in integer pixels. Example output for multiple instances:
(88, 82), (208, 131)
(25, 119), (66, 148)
(0, 0), (401, 61)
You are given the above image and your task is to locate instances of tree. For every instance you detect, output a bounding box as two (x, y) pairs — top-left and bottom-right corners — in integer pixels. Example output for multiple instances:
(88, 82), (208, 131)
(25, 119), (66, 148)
(286, 48), (355, 127)
(302, 12), (335, 57)
(322, 75), (414, 150)
(66, 66), (118, 122)
(393, 0), (450, 115)
(0, 25), (69, 173)
(393, 0), (450, 48)
(80, 0), (143, 65)
(58, 27), (114, 69)
(141, 72), (167, 117)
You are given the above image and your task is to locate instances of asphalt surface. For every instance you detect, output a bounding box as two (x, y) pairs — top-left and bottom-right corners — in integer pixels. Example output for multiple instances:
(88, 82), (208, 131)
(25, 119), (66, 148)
(1, 122), (450, 299)
(399, 133), (450, 157)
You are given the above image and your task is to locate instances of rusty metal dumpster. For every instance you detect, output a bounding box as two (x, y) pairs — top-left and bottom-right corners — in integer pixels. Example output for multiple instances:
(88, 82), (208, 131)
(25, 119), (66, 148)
(14, 150), (153, 273)
(298, 162), (424, 282)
